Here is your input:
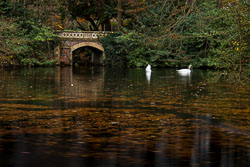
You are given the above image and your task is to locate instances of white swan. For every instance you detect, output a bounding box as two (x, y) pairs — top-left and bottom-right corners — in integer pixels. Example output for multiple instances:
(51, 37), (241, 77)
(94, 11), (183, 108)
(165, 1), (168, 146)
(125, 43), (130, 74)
(146, 64), (152, 72)
(177, 65), (192, 73)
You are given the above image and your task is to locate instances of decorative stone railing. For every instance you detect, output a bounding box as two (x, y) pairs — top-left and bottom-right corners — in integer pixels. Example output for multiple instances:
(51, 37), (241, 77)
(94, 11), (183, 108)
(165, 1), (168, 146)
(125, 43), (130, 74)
(56, 31), (113, 40)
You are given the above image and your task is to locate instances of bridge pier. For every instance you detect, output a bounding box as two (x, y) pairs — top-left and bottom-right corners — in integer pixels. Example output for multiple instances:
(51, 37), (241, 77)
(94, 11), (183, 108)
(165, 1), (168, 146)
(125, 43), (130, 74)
(55, 31), (107, 66)
(91, 52), (104, 65)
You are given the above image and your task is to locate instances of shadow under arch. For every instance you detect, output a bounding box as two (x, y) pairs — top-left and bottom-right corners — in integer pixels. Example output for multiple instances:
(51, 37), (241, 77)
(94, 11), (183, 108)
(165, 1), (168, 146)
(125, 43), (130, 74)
(70, 42), (105, 66)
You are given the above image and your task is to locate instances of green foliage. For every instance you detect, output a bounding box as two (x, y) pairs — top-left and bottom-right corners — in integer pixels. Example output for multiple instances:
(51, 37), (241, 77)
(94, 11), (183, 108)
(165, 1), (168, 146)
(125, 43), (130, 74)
(199, 1), (248, 71)
(102, 30), (170, 67)
(21, 57), (56, 66)
(100, 32), (127, 66)
(102, 0), (249, 74)
(0, 1), (57, 67)
(0, 18), (29, 66)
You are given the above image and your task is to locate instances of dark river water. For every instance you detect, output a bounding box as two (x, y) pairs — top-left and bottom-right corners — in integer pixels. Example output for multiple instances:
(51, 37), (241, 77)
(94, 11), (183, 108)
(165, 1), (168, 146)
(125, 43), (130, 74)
(0, 67), (249, 167)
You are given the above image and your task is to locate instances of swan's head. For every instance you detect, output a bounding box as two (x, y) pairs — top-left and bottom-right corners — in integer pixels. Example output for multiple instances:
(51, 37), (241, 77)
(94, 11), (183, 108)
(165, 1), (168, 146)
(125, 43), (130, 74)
(188, 65), (192, 70)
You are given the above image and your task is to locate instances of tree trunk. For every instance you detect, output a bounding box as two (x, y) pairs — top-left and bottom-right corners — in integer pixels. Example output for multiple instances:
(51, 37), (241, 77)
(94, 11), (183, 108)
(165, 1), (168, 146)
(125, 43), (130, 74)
(117, 0), (122, 31)
(217, 0), (223, 8)
(104, 18), (111, 31)
(237, 10), (242, 75)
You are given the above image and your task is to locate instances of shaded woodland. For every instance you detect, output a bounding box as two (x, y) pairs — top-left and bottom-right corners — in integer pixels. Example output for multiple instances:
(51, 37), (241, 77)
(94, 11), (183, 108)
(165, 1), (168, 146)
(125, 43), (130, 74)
(0, 0), (249, 81)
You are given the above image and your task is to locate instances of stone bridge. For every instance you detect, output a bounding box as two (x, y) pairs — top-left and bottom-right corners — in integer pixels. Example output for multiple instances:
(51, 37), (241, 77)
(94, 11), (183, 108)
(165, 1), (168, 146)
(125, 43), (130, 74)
(54, 31), (111, 66)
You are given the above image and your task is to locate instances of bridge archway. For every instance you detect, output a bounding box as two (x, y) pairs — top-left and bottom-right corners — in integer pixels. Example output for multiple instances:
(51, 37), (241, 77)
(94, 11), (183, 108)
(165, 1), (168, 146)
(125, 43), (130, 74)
(71, 42), (105, 66)
(71, 42), (104, 52)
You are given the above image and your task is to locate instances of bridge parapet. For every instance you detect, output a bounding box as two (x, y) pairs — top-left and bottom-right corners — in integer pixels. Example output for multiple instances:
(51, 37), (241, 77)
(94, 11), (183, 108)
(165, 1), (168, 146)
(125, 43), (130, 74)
(56, 31), (113, 40)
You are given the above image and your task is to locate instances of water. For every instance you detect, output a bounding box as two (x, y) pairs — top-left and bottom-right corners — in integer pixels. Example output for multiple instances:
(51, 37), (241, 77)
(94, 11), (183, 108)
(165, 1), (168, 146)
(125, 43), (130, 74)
(0, 67), (249, 167)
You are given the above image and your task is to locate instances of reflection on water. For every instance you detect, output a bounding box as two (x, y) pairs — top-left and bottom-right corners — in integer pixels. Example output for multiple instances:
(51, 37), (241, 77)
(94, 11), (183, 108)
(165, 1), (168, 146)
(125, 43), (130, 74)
(146, 71), (151, 85)
(177, 70), (191, 84)
(0, 67), (249, 167)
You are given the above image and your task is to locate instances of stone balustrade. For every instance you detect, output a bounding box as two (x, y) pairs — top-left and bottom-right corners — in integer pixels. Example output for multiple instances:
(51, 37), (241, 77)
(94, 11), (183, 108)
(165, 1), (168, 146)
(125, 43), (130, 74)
(57, 31), (112, 40)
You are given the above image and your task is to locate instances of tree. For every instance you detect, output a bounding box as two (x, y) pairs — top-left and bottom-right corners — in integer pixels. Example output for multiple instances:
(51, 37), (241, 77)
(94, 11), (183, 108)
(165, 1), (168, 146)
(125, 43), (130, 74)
(63, 0), (117, 31)
(117, 0), (122, 31)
